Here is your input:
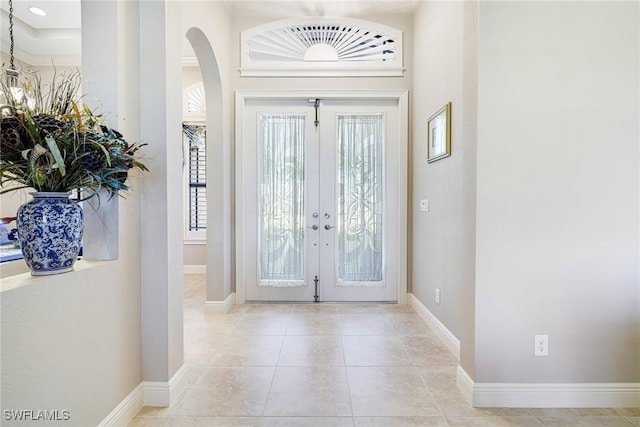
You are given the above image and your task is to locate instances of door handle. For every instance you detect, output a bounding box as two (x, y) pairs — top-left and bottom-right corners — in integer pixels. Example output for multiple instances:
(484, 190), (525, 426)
(324, 224), (335, 230)
(307, 224), (318, 230)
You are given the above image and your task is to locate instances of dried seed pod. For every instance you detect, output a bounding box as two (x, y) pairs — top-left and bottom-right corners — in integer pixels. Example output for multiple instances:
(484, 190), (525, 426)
(80, 144), (107, 172)
(32, 114), (68, 133)
(1, 117), (31, 161)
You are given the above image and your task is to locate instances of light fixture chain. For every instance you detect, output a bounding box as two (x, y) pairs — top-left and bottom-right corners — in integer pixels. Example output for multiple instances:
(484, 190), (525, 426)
(8, 0), (15, 69)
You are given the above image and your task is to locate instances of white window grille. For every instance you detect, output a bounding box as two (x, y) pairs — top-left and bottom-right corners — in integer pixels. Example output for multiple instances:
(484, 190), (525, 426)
(240, 17), (404, 77)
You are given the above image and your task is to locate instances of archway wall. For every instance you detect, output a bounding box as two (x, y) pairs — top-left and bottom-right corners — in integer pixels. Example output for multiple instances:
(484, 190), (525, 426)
(182, 1), (235, 302)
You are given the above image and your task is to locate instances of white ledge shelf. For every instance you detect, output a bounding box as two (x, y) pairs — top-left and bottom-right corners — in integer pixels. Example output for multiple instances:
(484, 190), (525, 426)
(0, 260), (116, 293)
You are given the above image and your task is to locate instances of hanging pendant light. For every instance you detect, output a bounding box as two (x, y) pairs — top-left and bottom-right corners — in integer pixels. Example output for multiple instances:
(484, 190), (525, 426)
(2, 0), (25, 106)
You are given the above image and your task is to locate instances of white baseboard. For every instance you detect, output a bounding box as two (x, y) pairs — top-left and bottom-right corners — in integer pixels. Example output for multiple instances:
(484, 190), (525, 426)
(183, 265), (206, 274)
(456, 365), (475, 405)
(204, 292), (235, 314)
(99, 366), (187, 426)
(407, 293), (460, 360)
(97, 383), (144, 427)
(143, 364), (187, 407)
(457, 366), (640, 408)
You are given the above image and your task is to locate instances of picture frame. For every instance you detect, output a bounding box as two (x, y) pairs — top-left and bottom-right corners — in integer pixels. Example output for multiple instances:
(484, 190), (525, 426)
(427, 102), (451, 163)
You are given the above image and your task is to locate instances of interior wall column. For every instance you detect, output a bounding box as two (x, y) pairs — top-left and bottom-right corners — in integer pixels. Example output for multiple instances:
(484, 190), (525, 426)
(81, 0), (119, 260)
(138, 0), (185, 386)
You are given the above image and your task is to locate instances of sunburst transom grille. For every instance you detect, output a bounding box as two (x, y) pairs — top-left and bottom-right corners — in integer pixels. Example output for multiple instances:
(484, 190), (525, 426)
(241, 17), (404, 77)
(184, 83), (206, 117)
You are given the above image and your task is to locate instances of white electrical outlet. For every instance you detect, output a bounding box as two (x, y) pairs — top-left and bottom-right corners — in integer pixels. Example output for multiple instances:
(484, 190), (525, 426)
(435, 288), (441, 305)
(534, 334), (548, 356)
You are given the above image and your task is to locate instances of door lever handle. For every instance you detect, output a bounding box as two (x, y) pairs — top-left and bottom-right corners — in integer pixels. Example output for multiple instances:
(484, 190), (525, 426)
(307, 224), (318, 230)
(324, 224), (335, 230)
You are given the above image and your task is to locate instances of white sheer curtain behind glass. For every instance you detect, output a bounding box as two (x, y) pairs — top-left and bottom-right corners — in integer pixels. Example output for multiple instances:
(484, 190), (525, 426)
(337, 114), (384, 284)
(259, 114), (307, 287)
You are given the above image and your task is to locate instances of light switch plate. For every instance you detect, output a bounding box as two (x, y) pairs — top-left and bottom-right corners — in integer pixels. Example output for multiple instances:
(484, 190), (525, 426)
(420, 199), (430, 212)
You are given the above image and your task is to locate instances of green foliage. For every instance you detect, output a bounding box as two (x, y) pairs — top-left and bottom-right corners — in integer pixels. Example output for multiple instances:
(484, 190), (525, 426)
(0, 69), (148, 200)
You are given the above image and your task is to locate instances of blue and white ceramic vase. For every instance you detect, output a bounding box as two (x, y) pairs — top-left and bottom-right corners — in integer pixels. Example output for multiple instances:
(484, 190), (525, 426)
(16, 192), (83, 276)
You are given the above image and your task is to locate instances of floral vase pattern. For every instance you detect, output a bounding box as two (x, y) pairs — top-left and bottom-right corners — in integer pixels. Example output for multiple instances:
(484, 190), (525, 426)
(16, 192), (83, 276)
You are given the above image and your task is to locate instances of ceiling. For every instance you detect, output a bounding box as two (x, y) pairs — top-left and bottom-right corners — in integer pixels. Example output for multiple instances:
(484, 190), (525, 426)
(0, 0), (81, 66)
(0, 0), (416, 67)
(226, 0), (416, 19)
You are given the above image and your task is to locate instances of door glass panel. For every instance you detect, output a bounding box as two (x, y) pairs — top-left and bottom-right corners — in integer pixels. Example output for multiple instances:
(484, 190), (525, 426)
(336, 114), (384, 283)
(259, 113), (306, 286)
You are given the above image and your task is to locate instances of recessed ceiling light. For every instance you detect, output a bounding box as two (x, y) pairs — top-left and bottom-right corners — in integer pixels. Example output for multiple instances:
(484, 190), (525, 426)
(28, 6), (47, 16)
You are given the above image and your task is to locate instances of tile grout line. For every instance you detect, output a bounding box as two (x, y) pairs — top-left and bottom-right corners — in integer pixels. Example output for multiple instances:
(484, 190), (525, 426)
(341, 335), (357, 420)
(259, 318), (288, 417)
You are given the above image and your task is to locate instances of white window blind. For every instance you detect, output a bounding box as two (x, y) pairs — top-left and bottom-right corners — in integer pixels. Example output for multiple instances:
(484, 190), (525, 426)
(182, 123), (207, 232)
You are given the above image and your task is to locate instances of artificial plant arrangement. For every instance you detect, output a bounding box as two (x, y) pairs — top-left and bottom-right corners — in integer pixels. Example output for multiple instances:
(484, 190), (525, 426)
(0, 68), (148, 199)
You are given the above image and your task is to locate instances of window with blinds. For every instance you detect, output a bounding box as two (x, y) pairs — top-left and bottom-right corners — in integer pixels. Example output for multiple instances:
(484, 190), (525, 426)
(182, 123), (207, 233)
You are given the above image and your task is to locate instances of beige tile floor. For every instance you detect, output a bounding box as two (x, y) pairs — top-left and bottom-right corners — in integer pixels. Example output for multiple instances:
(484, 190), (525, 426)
(129, 275), (640, 427)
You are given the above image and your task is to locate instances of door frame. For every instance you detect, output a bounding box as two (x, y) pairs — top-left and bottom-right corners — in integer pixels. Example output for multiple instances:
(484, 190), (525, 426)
(235, 90), (409, 304)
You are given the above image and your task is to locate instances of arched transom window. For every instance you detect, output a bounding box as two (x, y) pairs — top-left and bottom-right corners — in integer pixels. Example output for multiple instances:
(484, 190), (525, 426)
(240, 17), (404, 77)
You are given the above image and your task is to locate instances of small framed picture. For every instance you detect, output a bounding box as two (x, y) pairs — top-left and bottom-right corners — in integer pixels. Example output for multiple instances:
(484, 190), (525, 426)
(427, 102), (451, 163)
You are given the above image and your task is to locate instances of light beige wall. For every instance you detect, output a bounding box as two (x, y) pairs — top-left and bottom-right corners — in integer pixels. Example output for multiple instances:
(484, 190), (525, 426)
(184, 243), (207, 266)
(475, 1), (639, 383)
(183, 66), (203, 89)
(1, 260), (142, 426)
(0, 190), (28, 218)
(411, 0), (478, 375)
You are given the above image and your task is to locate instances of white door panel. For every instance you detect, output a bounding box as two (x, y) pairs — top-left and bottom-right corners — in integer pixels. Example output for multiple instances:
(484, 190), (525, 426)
(240, 96), (403, 302)
(319, 100), (399, 301)
(242, 100), (317, 301)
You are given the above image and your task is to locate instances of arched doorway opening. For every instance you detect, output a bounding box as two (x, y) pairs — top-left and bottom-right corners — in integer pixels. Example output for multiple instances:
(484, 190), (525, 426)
(185, 27), (231, 308)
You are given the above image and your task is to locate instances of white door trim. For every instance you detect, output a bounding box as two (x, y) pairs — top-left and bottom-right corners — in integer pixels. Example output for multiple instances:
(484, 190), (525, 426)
(235, 90), (408, 305)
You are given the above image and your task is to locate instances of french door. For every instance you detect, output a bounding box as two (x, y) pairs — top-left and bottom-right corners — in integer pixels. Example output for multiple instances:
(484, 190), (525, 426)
(238, 94), (406, 302)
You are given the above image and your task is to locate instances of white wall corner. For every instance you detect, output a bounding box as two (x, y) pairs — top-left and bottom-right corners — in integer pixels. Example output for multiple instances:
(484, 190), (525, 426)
(407, 293), (461, 360)
(204, 292), (235, 314)
(183, 264), (207, 274)
(456, 366), (475, 406)
(457, 368), (640, 408)
(143, 365), (187, 408)
(97, 383), (144, 427)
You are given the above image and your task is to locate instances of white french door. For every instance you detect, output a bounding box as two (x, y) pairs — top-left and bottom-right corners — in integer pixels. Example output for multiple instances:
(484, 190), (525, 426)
(238, 94), (406, 302)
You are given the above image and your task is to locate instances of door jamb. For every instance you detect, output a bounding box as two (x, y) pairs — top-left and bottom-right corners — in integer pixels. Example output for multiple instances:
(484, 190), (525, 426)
(235, 90), (409, 305)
